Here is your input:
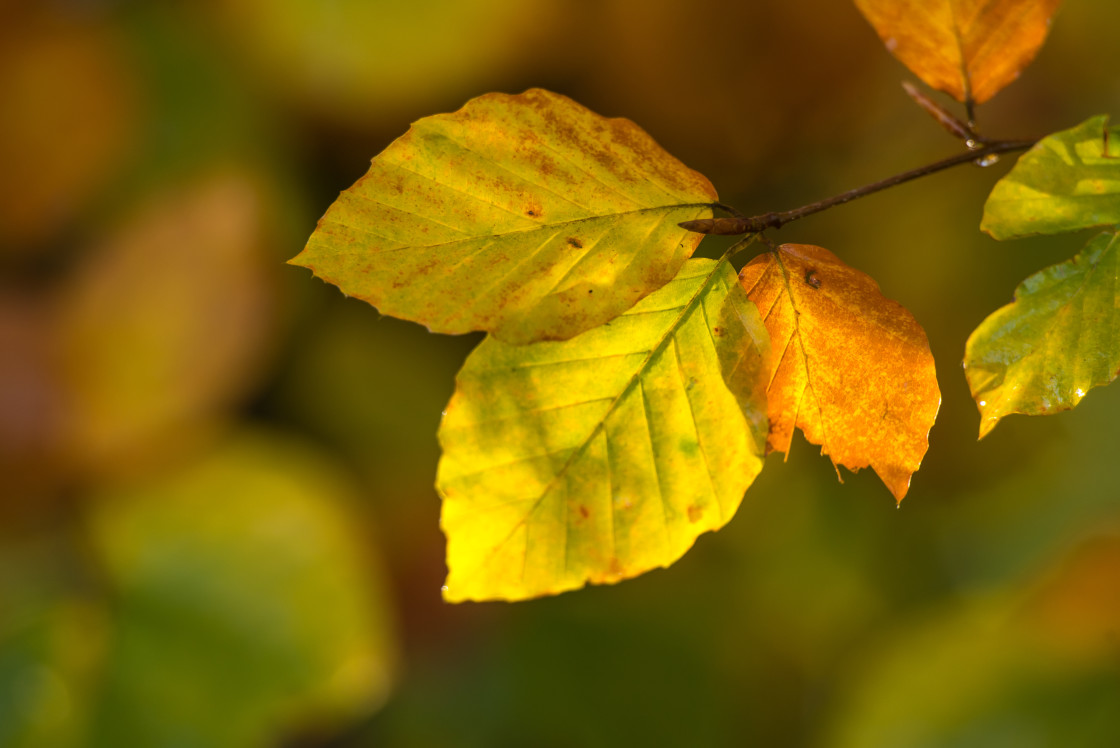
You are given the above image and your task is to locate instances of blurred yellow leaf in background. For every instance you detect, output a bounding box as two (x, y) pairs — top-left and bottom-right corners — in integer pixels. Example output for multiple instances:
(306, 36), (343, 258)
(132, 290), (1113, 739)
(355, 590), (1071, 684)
(56, 173), (280, 476)
(203, 0), (562, 125)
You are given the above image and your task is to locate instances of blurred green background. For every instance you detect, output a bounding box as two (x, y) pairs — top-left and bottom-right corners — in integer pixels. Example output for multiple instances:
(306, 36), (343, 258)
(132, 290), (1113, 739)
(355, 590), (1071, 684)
(2, 0), (1119, 746)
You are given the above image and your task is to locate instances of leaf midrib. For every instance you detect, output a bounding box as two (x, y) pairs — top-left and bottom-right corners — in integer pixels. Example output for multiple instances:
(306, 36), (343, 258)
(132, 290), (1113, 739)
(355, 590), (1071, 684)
(316, 203), (713, 255)
(771, 249), (834, 455)
(462, 250), (752, 585)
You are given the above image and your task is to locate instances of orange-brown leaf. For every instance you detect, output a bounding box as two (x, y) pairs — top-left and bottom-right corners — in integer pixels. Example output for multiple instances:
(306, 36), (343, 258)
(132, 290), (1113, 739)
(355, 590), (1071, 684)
(853, 0), (1062, 105)
(739, 244), (940, 502)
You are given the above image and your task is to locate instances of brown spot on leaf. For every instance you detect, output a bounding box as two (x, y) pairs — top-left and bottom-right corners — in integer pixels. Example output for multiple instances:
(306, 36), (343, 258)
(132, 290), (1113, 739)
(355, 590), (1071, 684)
(566, 237), (583, 249)
(579, 504), (590, 520)
(805, 270), (822, 289)
(687, 504), (703, 523)
(712, 326), (723, 336)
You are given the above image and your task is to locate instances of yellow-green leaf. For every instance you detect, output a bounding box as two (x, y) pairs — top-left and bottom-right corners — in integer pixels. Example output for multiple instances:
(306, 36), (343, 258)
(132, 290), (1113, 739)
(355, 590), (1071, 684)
(982, 115), (1120, 239)
(437, 258), (769, 602)
(965, 231), (1120, 438)
(853, 0), (1062, 105)
(291, 88), (718, 344)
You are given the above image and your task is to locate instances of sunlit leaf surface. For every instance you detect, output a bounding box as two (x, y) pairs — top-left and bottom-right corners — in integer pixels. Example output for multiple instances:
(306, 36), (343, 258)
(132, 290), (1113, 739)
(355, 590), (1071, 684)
(739, 244), (940, 502)
(982, 115), (1120, 239)
(293, 88), (717, 344)
(86, 431), (396, 747)
(437, 259), (769, 602)
(965, 231), (1120, 438)
(853, 0), (1062, 105)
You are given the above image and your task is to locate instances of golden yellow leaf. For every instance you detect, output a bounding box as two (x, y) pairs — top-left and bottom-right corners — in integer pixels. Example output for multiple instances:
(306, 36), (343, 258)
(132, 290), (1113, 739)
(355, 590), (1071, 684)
(438, 259), (769, 601)
(739, 244), (940, 502)
(853, 0), (1062, 105)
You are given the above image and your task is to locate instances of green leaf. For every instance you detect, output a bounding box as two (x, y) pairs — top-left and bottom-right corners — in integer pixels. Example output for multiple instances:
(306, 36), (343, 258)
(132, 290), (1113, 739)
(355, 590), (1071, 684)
(436, 257), (770, 602)
(86, 431), (396, 747)
(291, 88), (718, 344)
(964, 231), (1120, 438)
(982, 115), (1120, 239)
(0, 541), (105, 748)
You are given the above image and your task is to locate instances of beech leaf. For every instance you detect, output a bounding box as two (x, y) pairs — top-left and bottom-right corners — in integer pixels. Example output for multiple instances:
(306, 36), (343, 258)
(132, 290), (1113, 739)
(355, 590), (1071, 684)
(291, 88), (717, 344)
(982, 115), (1120, 240)
(437, 258), (769, 602)
(739, 244), (941, 502)
(964, 231), (1120, 438)
(853, 0), (1062, 105)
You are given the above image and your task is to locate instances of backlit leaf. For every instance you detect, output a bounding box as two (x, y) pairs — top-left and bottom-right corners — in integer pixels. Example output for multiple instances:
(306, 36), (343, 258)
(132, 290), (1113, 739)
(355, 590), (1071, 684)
(292, 88), (717, 344)
(437, 258), (769, 602)
(964, 231), (1120, 438)
(853, 0), (1062, 105)
(982, 115), (1120, 239)
(739, 244), (940, 502)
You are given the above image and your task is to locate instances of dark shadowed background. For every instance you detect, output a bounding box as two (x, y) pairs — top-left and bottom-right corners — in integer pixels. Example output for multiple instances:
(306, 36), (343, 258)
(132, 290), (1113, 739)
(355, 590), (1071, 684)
(2, 1), (1120, 746)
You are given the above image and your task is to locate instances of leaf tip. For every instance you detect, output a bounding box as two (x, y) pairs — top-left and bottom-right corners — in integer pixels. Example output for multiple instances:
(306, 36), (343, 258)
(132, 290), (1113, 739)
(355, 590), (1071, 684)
(286, 248), (313, 268)
(440, 583), (458, 603)
(881, 468), (912, 504)
(978, 217), (1006, 241)
(977, 416), (1000, 440)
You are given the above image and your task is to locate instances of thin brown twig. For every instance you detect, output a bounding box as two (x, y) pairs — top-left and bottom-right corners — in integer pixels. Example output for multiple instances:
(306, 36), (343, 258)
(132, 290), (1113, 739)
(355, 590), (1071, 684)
(679, 138), (1038, 236)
